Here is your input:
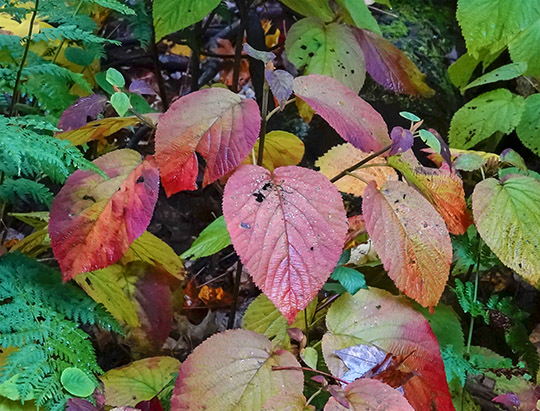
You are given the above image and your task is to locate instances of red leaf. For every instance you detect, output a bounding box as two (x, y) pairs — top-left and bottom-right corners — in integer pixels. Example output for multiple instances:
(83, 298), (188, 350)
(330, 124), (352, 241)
(155, 88), (260, 196)
(223, 165), (347, 322)
(354, 29), (434, 97)
(323, 289), (454, 411)
(362, 181), (452, 307)
(324, 379), (414, 410)
(49, 149), (159, 280)
(66, 398), (99, 411)
(293, 74), (391, 153)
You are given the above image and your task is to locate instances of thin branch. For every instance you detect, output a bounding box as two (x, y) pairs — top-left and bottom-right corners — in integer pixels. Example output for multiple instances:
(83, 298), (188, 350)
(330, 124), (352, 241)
(227, 261), (243, 329)
(266, 97), (296, 121)
(257, 82), (269, 166)
(330, 144), (392, 183)
(9, 0), (40, 116)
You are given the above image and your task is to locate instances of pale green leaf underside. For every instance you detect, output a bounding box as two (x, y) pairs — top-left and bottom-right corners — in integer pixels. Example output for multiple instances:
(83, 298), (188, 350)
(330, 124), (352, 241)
(285, 18), (366, 93)
(449, 89), (524, 149)
(472, 176), (540, 286)
(456, 0), (540, 58)
(153, 0), (221, 41)
(516, 94), (540, 156)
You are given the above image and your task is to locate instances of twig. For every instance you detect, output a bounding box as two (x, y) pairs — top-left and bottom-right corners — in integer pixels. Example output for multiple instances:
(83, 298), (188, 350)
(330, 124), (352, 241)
(368, 5), (398, 18)
(9, 0), (40, 116)
(272, 366), (349, 385)
(265, 97), (296, 121)
(232, 0), (247, 92)
(227, 261), (243, 329)
(257, 82), (269, 166)
(330, 144), (392, 183)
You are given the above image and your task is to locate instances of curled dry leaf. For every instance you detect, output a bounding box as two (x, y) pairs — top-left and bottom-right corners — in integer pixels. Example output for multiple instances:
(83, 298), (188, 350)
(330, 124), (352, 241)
(362, 180), (452, 307)
(316, 143), (397, 196)
(49, 149), (159, 280)
(155, 87), (261, 196)
(223, 165), (347, 322)
(293, 75), (391, 153)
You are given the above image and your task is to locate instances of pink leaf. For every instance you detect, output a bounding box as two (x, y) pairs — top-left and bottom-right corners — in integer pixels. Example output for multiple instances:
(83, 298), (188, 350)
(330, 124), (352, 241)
(324, 379), (414, 411)
(223, 165), (347, 322)
(293, 74), (391, 153)
(354, 29), (435, 97)
(49, 149), (159, 280)
(57, 94), (107, 132)
(362, 180), (452, 307)
(155, 88), (261, 196)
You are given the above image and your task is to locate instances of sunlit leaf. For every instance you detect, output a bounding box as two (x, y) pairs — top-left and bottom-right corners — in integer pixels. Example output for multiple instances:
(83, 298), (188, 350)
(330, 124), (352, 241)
(336, 0), (380, 34)
(323, 288), (454, 410)
(509, 19), (540, 77)
(101, 356), (180, 406)
(49, 149), (159, 280)
(354, 29), (434, 97)
(153, 0), (221, 41)
(472, 176), (540, 285)
(155, 87), (261, 196)
(61, 367), (96, 397)
(243, 131), (305, 172)
(286, 20), (366, 93)
(456, 0), (540, 58)
(223, 165), (347, 322)
(516, 94), (540, 156)
(171, 329), (304, 410)
(278, 0), (335, 23)
(56, 117), (141, 146)
(388, 152), (472, 234)
(316, 143), (396, 196)
(294, 75), (391, 153)
(242, 294), (317, 348)
(362, 180), (452, 307)
(180, 216), (231, 260)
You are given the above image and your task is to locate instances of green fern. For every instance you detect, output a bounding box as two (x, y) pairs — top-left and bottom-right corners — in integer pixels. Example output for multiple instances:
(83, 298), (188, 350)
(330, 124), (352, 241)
(505, 324), (540, 378)
(0, 178), (53, 207)
(0, 252), (120, 410)
(453, 279), (488, 321)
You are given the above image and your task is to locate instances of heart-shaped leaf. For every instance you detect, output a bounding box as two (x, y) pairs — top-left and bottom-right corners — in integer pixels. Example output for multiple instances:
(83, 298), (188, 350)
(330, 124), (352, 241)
(354, 29), (434, 97)
(322, 288), (453, 410)
(388, 152), (472, 235)
(155, 88), (261, 196)
(171, 329), (304, 410)
(101, 356), (180, 406)
(472, 175), (540, 285)
(49, 149), (159, 280)
(362, 180), (452, 307)
(293, 75), (391, 153)
(315, 143), (397, 196)
(223, 165), (347, 322)
(324, 378), (414, 410)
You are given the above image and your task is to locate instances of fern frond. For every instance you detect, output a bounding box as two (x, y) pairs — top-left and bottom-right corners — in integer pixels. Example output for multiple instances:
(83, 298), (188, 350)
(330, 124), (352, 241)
(32, 25), (118, 45)
(87, 0), (135, 15)
(0, 178), (53, 207)
(22, 63), (91, 92)
(0, 252), (120, 410)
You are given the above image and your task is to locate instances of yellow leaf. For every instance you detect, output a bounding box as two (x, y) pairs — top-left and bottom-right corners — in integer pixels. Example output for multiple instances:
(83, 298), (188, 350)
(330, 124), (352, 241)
(56, 117), (141, 145)
(244, 130), (305, 171)
(316, 143), (397, 196)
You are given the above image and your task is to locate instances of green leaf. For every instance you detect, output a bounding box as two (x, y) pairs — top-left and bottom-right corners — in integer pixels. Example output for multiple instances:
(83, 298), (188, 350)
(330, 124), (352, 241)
(505, 324), (539, 377)
(500, 148), (527, 171)
(399, 111), (420, 122)
(278, 0), (335, 22)
(461, 62), (527, 92)
(64, 47), (95, 67)
(300, 347), (318, 369)
(453, 152), (487, 171)
(330, 266), (367, 295)
(472, 176), (540, 285)
(456, 0), (540, 58)
(110, 92), (130, 116)
(419, 129), (441, 153)
(449, 89), (525, 149)
(509, 18), (540, 77)
(499, 167), (540, 182)
(153, 0), (221, 41)
(516, 94), (540, 156)
(242, 294), (317, 348)
(180, 216), (231, 260)
(285, 18), (366, 93)
(105, 68), (125, 88)
(60, 367), (96, 397)
(101, 357), (180, 406)
(448, 53), (480, 89)
(416, 304), (465, 356)
(335, 0), (381, 34)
